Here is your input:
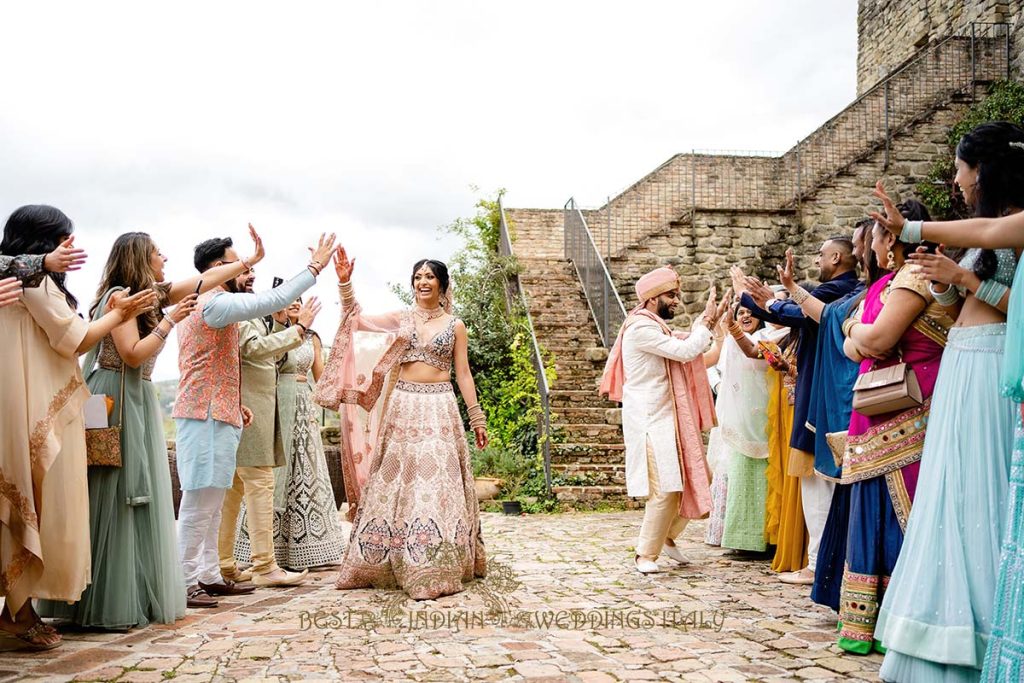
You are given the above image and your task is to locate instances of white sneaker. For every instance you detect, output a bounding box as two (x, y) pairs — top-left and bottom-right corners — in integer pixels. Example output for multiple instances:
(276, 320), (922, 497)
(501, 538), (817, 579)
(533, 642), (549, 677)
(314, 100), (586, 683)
(634, 557), (659, 574)
(662, 543), (691, 565)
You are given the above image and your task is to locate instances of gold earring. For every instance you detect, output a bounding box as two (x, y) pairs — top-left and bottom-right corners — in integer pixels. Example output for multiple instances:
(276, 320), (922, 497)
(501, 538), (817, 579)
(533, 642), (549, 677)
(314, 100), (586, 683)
(886, 249), (896, 270)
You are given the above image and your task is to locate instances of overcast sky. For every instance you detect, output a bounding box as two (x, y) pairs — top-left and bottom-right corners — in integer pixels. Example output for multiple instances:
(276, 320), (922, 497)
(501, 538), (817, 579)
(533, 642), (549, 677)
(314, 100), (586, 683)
(1, 1), (856, 381)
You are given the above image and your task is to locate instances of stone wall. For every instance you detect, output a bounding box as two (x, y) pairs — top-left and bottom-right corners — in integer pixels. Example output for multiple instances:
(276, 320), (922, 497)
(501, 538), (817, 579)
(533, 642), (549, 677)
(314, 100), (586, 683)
(857, 0), (1021, 94)
(602, 100), (969, 325)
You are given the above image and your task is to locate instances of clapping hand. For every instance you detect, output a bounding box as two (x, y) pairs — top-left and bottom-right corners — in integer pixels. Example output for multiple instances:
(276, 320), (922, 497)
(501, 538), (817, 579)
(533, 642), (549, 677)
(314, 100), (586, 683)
(106, 288), (159, 321)
(244, 224), (266, 267)
(0, 277), (23, 308)
(167, 293), (199, 324)
(776, 248), (797, 291)
(297, 296), (322, 329)
(334, 246), (355, 283)
(309, 233), (338, 272)
(44, 236), (87, 273)
(744, 276), (774, 310)
(908, 245), (965, 286)
(729, 265), (748, 295)
(869, 181), (905, 237)
(241, 405), (254, 427)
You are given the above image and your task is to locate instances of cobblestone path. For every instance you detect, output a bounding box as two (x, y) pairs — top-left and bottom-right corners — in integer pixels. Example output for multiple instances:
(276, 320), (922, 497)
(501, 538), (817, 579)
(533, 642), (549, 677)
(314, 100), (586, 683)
(4, 511), (882, 682)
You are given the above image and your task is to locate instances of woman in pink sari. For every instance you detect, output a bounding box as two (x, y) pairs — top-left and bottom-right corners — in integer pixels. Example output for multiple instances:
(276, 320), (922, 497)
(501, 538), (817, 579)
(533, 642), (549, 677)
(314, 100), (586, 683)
(837, 204), (953, 654)
(314, 248), (487, 600)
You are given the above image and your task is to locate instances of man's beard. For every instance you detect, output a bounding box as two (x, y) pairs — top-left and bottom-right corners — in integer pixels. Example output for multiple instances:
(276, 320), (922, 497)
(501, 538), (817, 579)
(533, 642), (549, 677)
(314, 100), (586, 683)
(656, 301), (674, 320)
(224, 279), (240, 293)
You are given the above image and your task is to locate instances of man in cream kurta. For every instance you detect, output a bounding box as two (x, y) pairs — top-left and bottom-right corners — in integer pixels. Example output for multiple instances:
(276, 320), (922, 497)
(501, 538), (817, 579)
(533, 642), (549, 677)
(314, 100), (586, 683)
(614, 267), (723, 574)
(218, 271), (318, 589)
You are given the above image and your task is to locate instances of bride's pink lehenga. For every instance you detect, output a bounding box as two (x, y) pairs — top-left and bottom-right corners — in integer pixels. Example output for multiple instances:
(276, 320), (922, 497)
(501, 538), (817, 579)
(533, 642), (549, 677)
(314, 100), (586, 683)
(313, 286), (485, 600)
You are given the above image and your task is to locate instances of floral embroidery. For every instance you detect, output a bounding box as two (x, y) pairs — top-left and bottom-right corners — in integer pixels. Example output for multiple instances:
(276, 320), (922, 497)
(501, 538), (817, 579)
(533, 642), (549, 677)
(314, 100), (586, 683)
(172, 292), (242, 427)
(406, 518), (443, 564)
(0, 254), (46, 288)
(28, 375), (83, 473)
(357, 518), (392, 565)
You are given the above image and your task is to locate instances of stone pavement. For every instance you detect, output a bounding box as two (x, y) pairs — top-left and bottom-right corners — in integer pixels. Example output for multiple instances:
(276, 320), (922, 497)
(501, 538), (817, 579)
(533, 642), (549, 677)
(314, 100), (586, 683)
(4, 511), (882, 682)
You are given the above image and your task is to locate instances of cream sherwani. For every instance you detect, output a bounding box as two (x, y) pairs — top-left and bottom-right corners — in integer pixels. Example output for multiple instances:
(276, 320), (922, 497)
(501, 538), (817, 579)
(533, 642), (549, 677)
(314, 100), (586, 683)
(621, 317), (712, 560)
(622, 318), (713, 496)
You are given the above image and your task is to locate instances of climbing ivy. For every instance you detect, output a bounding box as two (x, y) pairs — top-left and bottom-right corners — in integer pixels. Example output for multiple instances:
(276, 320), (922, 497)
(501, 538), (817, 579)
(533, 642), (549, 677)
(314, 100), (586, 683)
(918, 80), (1024, 218)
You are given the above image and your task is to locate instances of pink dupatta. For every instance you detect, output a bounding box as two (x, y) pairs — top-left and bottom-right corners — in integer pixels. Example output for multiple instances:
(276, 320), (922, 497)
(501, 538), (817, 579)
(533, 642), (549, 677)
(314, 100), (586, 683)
(313, 299), (414, 520)
(600, 308), (717, 519)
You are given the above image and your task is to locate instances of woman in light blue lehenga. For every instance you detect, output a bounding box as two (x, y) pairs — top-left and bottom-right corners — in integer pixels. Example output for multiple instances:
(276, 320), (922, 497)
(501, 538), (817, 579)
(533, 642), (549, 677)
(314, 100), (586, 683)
(870, 122), (1024, 681)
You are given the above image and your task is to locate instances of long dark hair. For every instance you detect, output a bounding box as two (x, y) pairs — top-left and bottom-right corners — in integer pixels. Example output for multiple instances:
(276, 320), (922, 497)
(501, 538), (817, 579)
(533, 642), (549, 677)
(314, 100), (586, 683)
(0, 205), (78, 309)
(90, 232), (165, 335)
(955, 121), (1024, 279)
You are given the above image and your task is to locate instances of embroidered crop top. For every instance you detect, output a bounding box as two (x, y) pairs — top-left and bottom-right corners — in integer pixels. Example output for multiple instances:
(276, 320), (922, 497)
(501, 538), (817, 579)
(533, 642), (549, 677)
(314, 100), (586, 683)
(956, 248), (1019, 293)
(400, 316), (456, 371)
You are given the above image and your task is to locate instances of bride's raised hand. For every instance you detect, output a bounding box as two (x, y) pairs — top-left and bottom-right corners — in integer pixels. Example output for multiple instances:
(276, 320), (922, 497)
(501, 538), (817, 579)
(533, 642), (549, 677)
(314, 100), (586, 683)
(334, 246), (356, 283)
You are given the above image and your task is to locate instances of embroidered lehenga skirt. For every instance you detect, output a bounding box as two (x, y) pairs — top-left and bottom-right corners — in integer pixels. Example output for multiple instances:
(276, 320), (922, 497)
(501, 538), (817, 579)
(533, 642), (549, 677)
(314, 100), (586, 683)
(877, 325), (1015, 681)
(335, 380), (485, 599)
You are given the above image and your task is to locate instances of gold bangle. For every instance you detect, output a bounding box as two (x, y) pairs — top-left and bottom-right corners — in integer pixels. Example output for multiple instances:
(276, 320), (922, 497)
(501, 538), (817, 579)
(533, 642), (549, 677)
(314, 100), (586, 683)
(791, 287), (810, 305)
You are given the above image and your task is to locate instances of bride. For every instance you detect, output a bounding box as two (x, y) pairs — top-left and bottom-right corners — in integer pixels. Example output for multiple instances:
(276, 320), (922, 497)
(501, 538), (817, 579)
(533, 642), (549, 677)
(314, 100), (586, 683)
(314, 247), (488, 600)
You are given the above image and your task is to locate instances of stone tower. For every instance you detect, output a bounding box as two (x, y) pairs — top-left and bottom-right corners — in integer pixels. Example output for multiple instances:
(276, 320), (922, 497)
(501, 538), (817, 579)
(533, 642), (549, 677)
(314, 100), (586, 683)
(857, 0), (1023, 94)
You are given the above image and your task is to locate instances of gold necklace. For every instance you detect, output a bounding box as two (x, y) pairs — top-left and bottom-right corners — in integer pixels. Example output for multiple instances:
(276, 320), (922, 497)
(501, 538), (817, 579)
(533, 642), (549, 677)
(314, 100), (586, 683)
(413, 305), (445, 323)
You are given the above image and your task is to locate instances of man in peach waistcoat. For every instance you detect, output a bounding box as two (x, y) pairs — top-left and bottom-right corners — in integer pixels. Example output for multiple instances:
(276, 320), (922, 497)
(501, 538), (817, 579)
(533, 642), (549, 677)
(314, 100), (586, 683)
(173, 232), (337, 608)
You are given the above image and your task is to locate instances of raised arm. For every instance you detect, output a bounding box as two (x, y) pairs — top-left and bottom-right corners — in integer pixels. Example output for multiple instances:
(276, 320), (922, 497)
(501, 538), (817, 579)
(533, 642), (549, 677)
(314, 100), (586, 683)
(0, 237), (87, 289)
(203, 234), (336, 328)
(628, 322), (713, 363)
(872, 181), (1024, 249)
(167, 224), (266, 303)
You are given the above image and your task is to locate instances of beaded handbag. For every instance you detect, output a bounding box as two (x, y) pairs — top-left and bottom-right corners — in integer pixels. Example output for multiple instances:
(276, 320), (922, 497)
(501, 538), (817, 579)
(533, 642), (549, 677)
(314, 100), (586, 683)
(85, 365), (124, 468)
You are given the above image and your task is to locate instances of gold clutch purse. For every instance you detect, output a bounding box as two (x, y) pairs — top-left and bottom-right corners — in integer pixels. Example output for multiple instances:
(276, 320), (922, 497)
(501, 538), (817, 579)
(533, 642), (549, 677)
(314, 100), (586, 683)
(851, 362), (922, 417)
(86, 366), (124, 468)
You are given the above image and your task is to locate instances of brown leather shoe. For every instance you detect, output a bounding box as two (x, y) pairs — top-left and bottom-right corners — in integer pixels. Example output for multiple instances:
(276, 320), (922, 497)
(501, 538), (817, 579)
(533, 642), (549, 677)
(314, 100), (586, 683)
(198, 579), (256, 596)
(186, 585), (219, 608)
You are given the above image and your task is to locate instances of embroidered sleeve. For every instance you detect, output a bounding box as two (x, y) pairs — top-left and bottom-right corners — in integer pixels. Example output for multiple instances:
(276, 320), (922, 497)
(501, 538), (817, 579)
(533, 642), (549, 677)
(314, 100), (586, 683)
(0, 254), (46, 288)
(891, 265), (931, 301)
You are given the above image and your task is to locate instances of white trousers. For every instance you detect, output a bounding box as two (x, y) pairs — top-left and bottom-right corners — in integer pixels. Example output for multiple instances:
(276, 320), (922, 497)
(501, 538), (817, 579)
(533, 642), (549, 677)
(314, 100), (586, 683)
(178, 486), (227, 587)
(800, 475), (834, 572)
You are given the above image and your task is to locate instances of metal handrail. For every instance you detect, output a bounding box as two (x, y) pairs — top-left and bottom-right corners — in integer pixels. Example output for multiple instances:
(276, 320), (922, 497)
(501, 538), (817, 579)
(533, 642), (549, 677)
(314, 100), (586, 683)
(497, 197), (552, 494)
(563, 197), (628, 348)
(587, 22), (1010, 262)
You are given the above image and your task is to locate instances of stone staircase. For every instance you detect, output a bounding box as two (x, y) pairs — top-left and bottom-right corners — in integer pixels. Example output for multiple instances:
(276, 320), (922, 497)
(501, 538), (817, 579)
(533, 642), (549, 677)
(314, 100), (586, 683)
(506, 208), (639, 508)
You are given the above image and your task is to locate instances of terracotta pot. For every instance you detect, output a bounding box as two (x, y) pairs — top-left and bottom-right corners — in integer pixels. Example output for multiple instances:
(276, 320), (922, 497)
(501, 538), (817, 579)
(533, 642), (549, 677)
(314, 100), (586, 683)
(474, 477), (503, 501)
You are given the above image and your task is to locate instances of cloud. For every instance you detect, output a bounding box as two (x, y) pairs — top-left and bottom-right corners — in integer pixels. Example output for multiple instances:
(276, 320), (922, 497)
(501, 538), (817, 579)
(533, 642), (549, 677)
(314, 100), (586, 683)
(0, 0), (857, 379)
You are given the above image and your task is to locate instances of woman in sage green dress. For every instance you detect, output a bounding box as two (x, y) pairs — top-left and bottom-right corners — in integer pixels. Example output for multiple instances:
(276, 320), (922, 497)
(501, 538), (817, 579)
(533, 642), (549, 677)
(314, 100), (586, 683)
(38, 228), (264, 628)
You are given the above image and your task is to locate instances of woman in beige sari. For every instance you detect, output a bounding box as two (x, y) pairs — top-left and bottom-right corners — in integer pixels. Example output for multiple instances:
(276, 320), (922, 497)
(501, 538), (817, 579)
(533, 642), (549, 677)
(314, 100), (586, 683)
(0, 205), (155, 650)
(314, 248), (488, 600)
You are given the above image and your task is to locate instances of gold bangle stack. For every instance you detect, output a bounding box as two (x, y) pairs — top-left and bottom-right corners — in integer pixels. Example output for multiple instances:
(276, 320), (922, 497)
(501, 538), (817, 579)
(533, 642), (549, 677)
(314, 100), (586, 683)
(791, 287), (810, 305)
(466, 403), (487, 431)
(841, 318), (859, 338)
(338, 280), (355, 307)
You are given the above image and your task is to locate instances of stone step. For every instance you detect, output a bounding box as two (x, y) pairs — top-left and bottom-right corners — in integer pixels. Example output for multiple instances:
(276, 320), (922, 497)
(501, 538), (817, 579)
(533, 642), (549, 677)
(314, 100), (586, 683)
(552, 462), (626, 485)
(551, 442), (625, 461)
(552, 485), (642, 509)
(552, 406), (621, 423)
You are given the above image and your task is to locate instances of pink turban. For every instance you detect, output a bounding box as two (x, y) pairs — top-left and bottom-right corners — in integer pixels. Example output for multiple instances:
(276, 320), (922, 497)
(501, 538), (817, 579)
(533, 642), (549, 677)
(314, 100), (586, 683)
(635, 266), (680, 302)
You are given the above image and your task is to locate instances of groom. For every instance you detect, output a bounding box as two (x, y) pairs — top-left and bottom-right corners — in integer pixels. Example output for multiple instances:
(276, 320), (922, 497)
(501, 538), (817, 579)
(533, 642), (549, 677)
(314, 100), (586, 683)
(600, 266), (726, 574)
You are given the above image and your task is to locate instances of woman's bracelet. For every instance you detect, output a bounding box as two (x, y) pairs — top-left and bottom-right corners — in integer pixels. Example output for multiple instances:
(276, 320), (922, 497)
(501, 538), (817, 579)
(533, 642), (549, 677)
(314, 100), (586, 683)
(153, 326), (169, 341)
(162, 314), (175, 328)
(791, 286), (810, 305)
(466, 403), (487, 430)
(841, 317), (860, 338)
(338, 280), (355, 306)
(928, 281), (961, 307)
(307, 262), (322, 277)
(901, 220), (923, 244)
(240, 256), (253, 271)
(976, 279), (1009, 307)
